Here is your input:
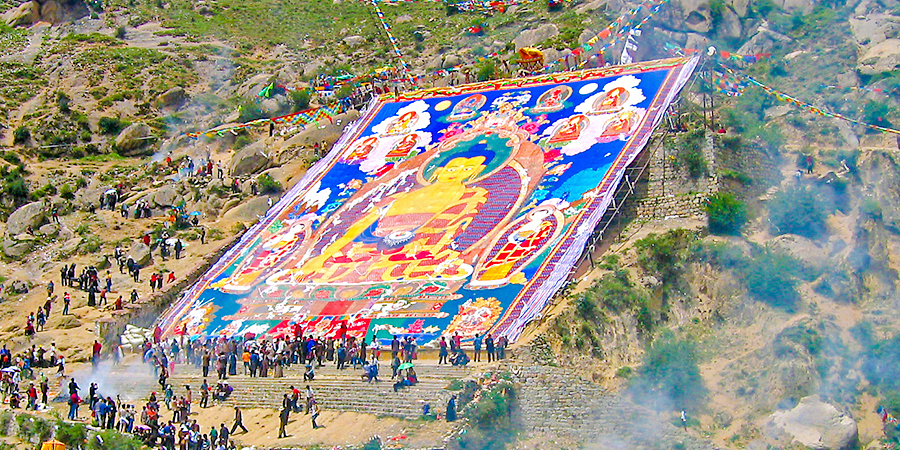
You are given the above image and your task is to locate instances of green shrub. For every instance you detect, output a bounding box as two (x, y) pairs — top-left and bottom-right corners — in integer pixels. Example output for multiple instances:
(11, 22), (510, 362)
(673, 128), (707, 178)
(88, 429), (144, 450)
(476, 60), (497, 82)
(630, 332), (707, 411)
(55, 420), (87, 448)
(0, 152), (21, 166)
(56, 90), (71, 113)
(768, 185), (828, 238)
(634, 229), (697, 287)
(236, 98), (266, 122)
(290, 89), (311, 110)
(59, 184), (75, 200)
(705, 192), (746, 235)
(13, 126), (30, 145)
(15, 414), (52, 443)
(78, 234), (103, 254)
(742, 248), (801, 310)
(98, 116), (127, 135)
(115, 26), (127, 39)
(774, 324), (822, 357)
(257, 174), (282, 194)
(862, 100), (892, 130)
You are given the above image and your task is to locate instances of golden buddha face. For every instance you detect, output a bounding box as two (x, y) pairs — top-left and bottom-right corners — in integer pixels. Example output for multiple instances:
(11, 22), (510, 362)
(432, 156), (487, 183)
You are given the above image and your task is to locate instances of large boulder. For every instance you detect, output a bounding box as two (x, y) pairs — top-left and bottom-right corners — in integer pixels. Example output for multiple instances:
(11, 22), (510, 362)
(767, 396), (858, 450)
(514, 24), (559, 50)
(1, 239), (33, 259)
(7, 201), (46, 236)
(148, 185), (179, 207)
(39, 0), (61, 23)
(738, 25), (792, 55)
(4, 1), (39, 27)
(221, 196), (271, 222)
(342, 35), (364, 46)
(857, 39), (900, 76)
(115, 123), (153, 156)
(858, 151), (900, 233)
(129, 242), (152, 267)
(158, 87), (186, 107)
(230, 144), (271, 177)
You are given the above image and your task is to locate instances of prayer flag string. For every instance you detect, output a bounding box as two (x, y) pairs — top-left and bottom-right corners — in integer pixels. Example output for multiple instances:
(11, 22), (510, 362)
(719, 64), (900, 135)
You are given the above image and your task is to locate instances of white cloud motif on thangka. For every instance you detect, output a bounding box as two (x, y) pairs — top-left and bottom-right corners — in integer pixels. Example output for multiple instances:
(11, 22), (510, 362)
(491, 91), (532, 109)
(356, 131), (432, 174)
(371, 100), (432, 136)
(300, 181), (332, 212)
(539, 75), (648, 156)
(574, 75), (646, 115)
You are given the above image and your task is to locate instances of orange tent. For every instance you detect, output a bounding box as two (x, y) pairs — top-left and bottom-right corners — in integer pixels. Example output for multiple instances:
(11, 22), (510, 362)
(41, 440), (66, 450)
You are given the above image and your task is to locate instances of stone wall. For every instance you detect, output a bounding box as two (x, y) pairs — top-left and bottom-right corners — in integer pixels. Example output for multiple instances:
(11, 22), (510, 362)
(629, 133), (718, 222)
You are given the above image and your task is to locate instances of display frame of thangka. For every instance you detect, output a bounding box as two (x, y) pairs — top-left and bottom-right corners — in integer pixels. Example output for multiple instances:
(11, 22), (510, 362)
(158, 56), (699, 345)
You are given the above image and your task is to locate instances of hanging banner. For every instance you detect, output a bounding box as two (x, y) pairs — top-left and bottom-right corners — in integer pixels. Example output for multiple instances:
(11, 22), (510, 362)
(157, 57), (699, 345)
(722, 65), (900, 135)
(184, 103), (346, 139)
(371, 0), (417, 84)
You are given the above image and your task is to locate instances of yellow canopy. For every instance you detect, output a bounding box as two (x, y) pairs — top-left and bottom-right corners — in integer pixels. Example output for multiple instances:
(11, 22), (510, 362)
(41, 440), (66, 450)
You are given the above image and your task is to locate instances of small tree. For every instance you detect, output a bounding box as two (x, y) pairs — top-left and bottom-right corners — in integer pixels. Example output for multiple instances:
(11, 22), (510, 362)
(290, 89), (311, 110)
(705, 192), (746, 235)
(630, 332), (707, 411)
(13, 126), (30, 145)
(475, 60), (496, 82)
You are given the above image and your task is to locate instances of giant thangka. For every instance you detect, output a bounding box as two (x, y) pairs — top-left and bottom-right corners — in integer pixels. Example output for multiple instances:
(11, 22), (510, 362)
(159, 57), (699, 344)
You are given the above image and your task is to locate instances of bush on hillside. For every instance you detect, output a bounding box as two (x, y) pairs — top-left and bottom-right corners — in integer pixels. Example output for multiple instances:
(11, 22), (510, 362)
(13, 126), (30, 145)
(98, 116), (127, 135)
(742, 247), (801, 310)
(630, 332), (707, 411)
(768, 185), (828, 238)
(705, 192), (746, 235)
(236, 98), (266, 123)
(673, 128), (708, 178)
(257, 173), (282, 194)
(290, 89), (311, 110)
(634, 229), (697, 287)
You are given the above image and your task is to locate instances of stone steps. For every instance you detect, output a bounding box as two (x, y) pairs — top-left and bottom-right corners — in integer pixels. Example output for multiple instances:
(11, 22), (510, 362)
(106, 360), (469, 420)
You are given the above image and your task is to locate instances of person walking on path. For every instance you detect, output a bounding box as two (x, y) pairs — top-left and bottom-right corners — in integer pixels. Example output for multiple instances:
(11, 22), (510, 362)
(63, 292), (70, 315)
(473, 334), (482, 362)
(278, 394), (290, 438)
(485, 334), (495, 363)
(231, 406), (248, 434)
(438, 337), (448, 365)
(310, 402), (321, 429)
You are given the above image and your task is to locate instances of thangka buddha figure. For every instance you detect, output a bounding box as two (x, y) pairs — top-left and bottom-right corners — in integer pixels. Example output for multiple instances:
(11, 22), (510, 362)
(278, 149), (495, 284)
(592, 86), (629, 114)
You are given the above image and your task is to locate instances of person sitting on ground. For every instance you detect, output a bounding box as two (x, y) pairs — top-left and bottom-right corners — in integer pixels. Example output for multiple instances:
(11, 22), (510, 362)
(450, 349), (470, 366)
(303, 364), (315, 381)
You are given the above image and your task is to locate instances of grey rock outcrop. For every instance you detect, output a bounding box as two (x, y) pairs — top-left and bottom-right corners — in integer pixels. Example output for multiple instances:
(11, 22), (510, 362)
(858, 151), (900, 233)
(230, 144), (270, 177)
(115, 123), (153, 156)
(767, 396), (858, 450)
(7, 202), (46, 236)
(158, 87), (186, 107)
(2, 239), (33, 259)
(148, 185), (179, 207)
(3, 1), (39, 27)
(857, 39), (900, 76)
(40, 0), (61, 23)
(130, 242), (152, 267)
(514, 24), (559, 49)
